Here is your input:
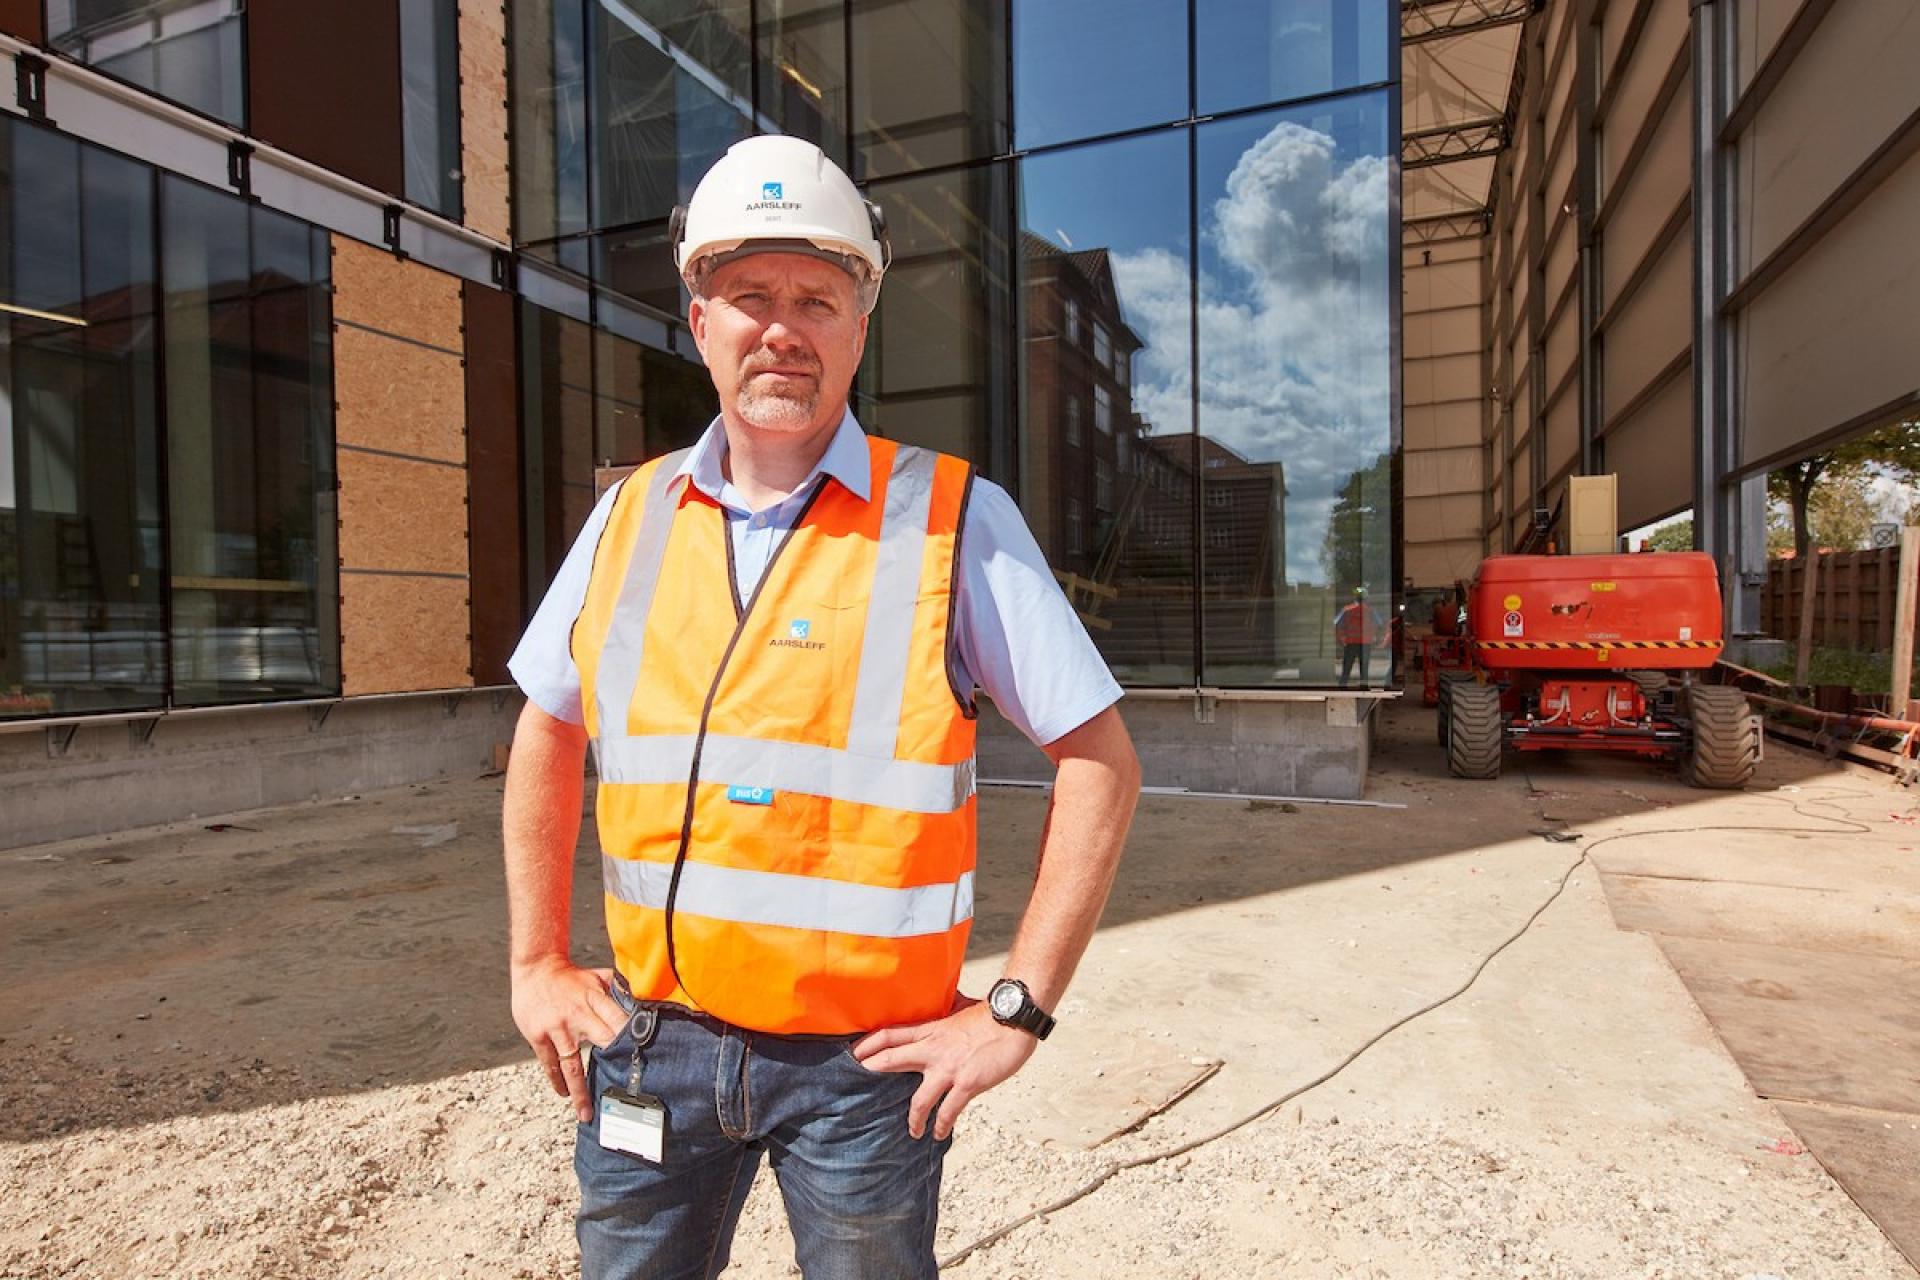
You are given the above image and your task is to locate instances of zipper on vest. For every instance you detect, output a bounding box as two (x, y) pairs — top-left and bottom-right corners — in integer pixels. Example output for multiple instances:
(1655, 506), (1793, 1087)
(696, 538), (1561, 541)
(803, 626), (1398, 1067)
(662, 475), (830, 1010)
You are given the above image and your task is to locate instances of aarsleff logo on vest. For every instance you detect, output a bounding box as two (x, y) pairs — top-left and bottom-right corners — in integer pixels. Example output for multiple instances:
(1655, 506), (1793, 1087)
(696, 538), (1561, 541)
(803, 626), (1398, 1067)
(772, 618), (824, 651)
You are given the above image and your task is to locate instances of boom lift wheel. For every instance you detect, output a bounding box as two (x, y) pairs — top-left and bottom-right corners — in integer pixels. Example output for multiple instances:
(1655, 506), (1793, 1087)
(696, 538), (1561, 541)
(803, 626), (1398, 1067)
(1684, 685), (1758, 789)
(1436, 669), (1472, 745)
(1446, 681), (1503, 780)
(1627, 671), (1668, 701)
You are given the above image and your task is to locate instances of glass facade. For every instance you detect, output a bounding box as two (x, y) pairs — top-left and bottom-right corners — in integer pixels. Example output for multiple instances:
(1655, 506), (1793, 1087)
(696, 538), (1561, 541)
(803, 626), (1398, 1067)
(401, 0), (465, 219)
(0, 118), (337, 719)
(46, 0), (247, 127)
(510, 0), (1399, 688)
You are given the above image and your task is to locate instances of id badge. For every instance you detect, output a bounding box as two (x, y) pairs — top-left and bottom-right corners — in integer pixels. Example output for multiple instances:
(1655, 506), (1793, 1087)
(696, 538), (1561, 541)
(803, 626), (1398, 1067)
(599, 1088), (667, 1164)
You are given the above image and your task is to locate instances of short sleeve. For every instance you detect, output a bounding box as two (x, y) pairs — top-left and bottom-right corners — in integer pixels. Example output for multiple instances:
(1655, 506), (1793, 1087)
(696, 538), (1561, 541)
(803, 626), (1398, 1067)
(953, 479), (1124, 747)
(507, 483), (621, 725)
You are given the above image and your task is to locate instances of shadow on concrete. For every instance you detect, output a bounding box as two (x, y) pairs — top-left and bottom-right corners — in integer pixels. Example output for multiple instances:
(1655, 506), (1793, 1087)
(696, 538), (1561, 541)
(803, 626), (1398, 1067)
(0, 699), (1873, 1142)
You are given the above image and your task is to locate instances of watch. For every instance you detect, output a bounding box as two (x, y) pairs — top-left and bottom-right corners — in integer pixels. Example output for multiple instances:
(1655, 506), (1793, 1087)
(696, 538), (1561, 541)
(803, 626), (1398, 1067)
(985, 978), (1055, 1041)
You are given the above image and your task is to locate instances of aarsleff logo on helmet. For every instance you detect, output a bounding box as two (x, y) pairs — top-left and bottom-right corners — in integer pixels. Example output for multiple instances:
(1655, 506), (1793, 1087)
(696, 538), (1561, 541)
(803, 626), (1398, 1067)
(747, 179), (802, 213)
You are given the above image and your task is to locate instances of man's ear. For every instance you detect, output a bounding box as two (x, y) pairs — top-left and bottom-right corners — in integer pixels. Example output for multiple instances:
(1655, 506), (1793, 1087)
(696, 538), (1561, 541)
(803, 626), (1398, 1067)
(689, 295), (708, 357)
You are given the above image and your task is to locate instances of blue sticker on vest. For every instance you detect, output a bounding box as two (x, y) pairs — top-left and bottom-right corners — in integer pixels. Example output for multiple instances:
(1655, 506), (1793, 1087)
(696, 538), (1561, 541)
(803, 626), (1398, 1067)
(788, 620), (811, 640)
(726, 785), (774, 806)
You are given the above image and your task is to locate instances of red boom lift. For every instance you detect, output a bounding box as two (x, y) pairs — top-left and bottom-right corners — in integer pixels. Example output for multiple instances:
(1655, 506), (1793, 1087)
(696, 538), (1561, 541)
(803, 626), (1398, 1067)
(1439, 551), (1759, 788)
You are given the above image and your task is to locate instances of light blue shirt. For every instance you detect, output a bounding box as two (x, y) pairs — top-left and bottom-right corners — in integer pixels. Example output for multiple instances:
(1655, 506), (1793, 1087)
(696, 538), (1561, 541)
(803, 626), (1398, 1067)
(507, 411), (1123, 747)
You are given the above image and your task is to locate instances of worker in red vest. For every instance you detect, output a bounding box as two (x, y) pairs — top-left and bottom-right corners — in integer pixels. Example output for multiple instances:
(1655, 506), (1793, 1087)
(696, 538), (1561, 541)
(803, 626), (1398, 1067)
(501, 135), (1141, 1280)
(1335, 586), (1384, 687)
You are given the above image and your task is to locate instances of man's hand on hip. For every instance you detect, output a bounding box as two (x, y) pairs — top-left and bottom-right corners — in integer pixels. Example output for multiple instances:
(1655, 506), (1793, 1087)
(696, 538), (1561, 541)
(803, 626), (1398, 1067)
(849, 996), (1038, 1141)
(510, 957), (629, 1123)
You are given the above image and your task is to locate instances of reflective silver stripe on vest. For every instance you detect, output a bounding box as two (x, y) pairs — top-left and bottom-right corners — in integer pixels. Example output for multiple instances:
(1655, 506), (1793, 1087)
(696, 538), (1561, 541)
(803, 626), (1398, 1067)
(597, 733), (976, 815)
(593, 452), (691, 739)
(844, 447), (938, 759)
(603, 856), (974, 938)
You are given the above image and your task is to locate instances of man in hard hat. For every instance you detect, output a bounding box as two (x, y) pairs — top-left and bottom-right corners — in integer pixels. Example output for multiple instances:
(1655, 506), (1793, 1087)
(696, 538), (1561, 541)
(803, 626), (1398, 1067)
(501, 134), (1141, 1279)
(1334, 585), (1383, 687)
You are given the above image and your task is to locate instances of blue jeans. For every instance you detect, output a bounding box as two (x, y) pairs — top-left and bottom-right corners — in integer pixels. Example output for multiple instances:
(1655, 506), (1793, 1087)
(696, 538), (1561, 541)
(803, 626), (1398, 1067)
(575, 983), (949, 1280)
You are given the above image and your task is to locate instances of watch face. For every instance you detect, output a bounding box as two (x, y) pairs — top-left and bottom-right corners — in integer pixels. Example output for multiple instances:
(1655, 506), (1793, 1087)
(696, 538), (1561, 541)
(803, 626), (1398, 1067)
(989, 983), (1023, 1019)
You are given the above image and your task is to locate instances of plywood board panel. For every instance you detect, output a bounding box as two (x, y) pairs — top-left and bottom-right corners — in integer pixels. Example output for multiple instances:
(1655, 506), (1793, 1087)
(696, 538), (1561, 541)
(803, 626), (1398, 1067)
(1603, 370), (1693, 530)
(1601, 238), (1691, 412)
(341, 573), (471, 695)
(0, 0), (43, 41)
(333, 326), (467, 462)
(249, 0), (402, 195)
(1771, 1101), (1920, 1270)
(459, 0), (512, 244)
(1743, 154), (1920, 465)
(332, 237), (465, 352)
(338, 452), (470, 577)
(1657, 935), (1920, 1115)
(1603, 875), (1920, 960)
(1742, 3), (1920, 268)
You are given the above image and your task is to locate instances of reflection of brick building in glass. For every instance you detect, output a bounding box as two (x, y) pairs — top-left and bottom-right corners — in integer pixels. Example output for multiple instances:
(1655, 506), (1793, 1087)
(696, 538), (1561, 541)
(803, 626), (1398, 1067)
(1021, 233), (1288, 675)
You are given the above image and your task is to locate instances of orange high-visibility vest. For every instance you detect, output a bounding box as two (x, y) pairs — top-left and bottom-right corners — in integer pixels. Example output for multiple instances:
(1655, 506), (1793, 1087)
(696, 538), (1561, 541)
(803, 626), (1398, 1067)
(572, 436), (978, 1035)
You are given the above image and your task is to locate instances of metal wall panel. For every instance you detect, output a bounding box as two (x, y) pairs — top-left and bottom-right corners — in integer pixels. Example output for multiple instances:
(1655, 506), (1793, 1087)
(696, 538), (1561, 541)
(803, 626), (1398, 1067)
(248, 0), (405, 197)
(1602, 370), (1692, 529)
(464, 282), (522, 686)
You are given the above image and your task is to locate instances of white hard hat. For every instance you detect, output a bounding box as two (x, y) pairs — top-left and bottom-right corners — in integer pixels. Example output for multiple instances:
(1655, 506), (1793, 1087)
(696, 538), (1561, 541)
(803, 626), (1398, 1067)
(672, 134), (891, 313)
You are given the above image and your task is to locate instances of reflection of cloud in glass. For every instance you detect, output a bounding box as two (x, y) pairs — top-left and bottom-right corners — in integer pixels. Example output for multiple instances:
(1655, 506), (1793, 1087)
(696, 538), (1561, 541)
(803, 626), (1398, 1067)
(1112, 120), (1389, 586)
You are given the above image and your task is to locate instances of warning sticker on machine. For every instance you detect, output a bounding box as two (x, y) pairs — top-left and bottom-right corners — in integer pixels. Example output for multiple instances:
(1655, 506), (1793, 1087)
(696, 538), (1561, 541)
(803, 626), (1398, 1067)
(1502, 594), (1523, 612)
(1503, 610), (1524, 637)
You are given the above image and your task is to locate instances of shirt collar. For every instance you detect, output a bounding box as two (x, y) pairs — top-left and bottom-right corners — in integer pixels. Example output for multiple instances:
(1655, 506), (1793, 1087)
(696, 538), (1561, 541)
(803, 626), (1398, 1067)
(675, 408), (873, 509)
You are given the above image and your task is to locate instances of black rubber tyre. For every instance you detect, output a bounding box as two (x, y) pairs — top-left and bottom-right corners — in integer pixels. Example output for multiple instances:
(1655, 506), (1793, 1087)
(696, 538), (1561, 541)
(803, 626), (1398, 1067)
(1684, 685), (1758, 790)
(1446, 681), (1503, 780)
(1435, 670), (1473, 745)
(1627, 670), (1668, 701)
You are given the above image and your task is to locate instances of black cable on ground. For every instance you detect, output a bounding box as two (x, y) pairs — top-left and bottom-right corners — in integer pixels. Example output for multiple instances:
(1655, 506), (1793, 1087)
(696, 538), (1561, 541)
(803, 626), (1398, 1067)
(937, 784), (1880, 1271)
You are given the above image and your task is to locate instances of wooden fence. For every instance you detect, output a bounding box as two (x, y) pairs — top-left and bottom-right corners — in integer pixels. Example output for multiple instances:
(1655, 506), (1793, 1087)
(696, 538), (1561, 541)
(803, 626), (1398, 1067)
(1763, 547), (1906, 653)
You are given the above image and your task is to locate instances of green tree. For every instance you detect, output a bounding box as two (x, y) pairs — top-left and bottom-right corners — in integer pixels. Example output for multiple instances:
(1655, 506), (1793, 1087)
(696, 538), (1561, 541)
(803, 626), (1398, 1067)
(1769, 418), (1920, 557)
(1319, 452), (1392, 592)
(1644, 519), (1693, 552)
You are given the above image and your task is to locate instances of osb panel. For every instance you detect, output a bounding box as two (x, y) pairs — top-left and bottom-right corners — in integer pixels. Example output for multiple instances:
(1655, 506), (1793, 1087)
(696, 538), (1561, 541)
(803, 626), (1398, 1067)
(341, 573), (471, 695)
(334, 325), (467, 462)
(337, 451), (470, 577)
(459, 0), (511, 243)
(331, 236), (464, 351)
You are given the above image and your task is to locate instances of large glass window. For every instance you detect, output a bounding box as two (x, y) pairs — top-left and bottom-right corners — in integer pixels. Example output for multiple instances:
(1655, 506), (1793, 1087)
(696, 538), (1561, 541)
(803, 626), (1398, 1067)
(857, 162), (1014, 479)
(851, 0), (1008, 179)
(757, 0), (848, 163)
(1019, 129), (1192, 685)
(1196, 0), (1392, 115)
(47, 0), (246, 127)
(512, 0), (591, 247)
(161, 177), (337, 705)
(1012, 0), (1187, 151)
(594, 0), (754, 228)
(0, 124), (162, 718)
(401, 0), (464, 218)
(1196, 92), (1392, 686)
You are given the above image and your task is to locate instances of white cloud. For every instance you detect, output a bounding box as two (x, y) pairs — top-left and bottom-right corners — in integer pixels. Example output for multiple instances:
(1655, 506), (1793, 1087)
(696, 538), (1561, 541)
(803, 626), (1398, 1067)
(1111, 120), (1392, 586)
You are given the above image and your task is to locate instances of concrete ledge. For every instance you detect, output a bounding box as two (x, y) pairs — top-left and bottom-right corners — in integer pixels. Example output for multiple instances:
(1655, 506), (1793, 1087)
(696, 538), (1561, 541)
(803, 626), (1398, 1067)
(1, 689), (524, 849)
(976, 691), (1382, 800)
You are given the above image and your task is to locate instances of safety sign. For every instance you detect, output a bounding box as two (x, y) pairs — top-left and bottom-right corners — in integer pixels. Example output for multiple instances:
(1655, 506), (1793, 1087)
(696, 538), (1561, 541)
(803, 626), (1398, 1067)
(1503, 610), (1525, 638)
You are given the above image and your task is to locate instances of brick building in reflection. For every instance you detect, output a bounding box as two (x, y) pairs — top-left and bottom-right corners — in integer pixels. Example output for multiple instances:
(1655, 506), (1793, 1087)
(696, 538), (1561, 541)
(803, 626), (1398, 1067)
(1020, 232), (1290, 673)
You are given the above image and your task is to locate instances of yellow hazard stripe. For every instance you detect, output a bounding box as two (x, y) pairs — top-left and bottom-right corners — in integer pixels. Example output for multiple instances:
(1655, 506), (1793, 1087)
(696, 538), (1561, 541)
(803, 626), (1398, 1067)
(1475, 640), (1723, 651)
